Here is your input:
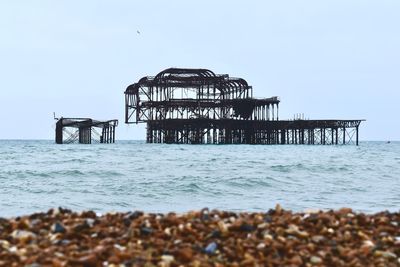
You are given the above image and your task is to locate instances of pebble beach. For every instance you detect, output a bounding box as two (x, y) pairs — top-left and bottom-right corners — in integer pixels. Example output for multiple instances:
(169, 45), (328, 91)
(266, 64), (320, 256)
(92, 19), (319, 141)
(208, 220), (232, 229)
(1, 205), (399, 266)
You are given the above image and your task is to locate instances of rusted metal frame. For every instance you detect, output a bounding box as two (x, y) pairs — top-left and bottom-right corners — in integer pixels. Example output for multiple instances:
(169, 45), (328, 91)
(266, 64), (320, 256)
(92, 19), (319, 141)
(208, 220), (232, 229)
(344, 127), (357, 145)
(125, 68), (363, 145)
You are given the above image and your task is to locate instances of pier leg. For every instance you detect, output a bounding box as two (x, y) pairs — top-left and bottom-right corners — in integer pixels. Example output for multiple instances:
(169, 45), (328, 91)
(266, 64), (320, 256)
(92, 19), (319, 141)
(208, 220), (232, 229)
(335, 128), (338, 145)
(113, 126), (115, 143)
(356, 126), (359, 146)
(343, 127), (346, 145)
(281, 130), (286, 144)
(55, 120), (63, 144)
(320, 129), (323, 145)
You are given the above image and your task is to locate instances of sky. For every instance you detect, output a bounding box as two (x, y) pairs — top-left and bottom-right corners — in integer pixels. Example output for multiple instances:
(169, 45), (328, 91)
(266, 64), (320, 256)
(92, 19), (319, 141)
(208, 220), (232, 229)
(0, 0), (399, 141)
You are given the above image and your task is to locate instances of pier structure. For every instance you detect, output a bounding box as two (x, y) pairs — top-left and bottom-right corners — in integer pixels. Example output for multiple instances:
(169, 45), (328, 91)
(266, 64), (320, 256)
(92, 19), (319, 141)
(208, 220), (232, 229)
(55, 118), (118, 144)
(125, 68), (363, 145)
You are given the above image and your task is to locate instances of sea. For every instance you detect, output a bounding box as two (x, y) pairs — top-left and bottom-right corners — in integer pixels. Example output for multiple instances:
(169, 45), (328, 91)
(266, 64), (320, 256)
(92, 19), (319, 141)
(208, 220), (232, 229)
(0, 140), (399, 217)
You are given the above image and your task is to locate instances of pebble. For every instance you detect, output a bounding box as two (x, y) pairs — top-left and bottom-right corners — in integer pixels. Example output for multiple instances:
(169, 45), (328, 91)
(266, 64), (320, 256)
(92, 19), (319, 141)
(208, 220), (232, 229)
(218, 221), (229, 233)
(140, 226), (153, 235)
(204, 242), (217, 254)
(0, 239), (10, 249)
(256, 243), (266, 250)
(10, 230), (36, 241)
(239, 223), (255, 232)
(362, 240), (375, 247)
(210, 229), (221, 238)
(0, 207), (398, 266)
(381, 251), (397, 259)
(52, 222), (66, 233)
(71, 253), (98, 266)
(311, 235), (325, 243)
(286, 224), (309, 238)
(177, 247), (193, 262)
(310, 256), (322, 264)
(304, 208), (321, 214)
(161, 255), (174, 262)
(263, 232), (273, 240)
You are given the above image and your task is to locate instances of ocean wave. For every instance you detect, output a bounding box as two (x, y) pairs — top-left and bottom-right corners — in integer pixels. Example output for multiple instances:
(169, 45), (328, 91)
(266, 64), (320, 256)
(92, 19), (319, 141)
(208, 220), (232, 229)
(0, 141), (399, 217)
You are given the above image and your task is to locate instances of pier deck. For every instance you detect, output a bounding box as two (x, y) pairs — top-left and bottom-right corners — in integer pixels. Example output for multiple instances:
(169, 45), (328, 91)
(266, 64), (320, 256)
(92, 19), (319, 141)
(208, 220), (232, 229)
(145, 119), (363, 145)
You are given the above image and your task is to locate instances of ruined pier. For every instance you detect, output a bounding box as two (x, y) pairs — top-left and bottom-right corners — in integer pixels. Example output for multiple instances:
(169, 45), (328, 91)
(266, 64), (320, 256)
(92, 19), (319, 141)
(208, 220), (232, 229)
(55, 118), (118, 144)
(125, 68), (363, 145)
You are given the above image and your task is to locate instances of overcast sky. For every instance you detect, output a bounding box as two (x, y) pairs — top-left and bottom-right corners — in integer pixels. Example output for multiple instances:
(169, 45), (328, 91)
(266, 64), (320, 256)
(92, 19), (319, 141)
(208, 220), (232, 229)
(0, 1), (399, 140)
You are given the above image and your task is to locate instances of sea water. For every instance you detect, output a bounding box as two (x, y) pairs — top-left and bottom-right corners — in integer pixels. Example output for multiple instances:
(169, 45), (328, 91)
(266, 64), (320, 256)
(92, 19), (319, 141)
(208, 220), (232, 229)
(0, 140), (399, 217)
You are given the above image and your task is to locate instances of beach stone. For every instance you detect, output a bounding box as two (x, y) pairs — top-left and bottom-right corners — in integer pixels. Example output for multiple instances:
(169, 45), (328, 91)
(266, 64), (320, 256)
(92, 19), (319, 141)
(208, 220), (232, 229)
(304, 208), (321, 214)
(140, 227), (153, 235)
(108, 255), (121, 264)
(357, 231), (369, 240)
(360, 240), (375, 255)
(290, 255), (303, 265)
(51, 222), (66, 233)
(264, 215), (273, 223)
(177, 247), (193, 262)
(59, 239), (70, 245)
(71, 254), (98, 267)
(17, 218), (32, 230)
(343, 231), (352, 241)
(164, 227), (171, 236)
(263, 232), (273, 241)
(73, 221), (90, 232)
(218, 221), (229, 233)
(381, 251), (397, 259)
(239, 223), (255, 232)
(257, 222), (268, 229)
(256, 243), (266, 250)
(338, 208), (353, 215)
(200, 208), (210, 221)
(0, 239), (10, 249)
(210, 229), (221, 238)
(311, 235), (325, 243)
(86, 218), (95, 227)
(204, 242), (217, 254)
(0, 208), (399, 266)
(286, 224), (309, 238)
(310, 256), (322, 264)
(161, 255), (174, 261)
(161, 255), (174, 263)
(10, 230), (36, 242)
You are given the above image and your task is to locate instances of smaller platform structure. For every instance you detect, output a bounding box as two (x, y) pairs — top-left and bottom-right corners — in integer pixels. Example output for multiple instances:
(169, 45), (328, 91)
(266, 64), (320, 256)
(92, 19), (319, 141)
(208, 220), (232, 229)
(55, 118), (118, 144)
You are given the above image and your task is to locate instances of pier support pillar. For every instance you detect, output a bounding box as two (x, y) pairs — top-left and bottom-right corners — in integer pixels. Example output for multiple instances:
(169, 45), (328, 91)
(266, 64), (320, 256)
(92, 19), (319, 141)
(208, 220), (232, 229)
(55, 119), (63, 144)
(335, 128), (339, 145)
(79, 127), (91, 144)
(356, 126), (359, 146)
